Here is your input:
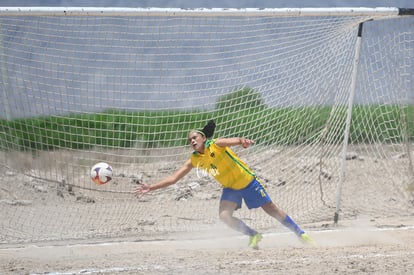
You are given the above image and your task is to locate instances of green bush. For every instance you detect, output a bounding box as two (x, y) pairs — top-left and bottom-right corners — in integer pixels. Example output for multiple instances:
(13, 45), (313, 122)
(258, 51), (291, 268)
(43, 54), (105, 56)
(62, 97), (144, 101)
(0, 104), (412, 151)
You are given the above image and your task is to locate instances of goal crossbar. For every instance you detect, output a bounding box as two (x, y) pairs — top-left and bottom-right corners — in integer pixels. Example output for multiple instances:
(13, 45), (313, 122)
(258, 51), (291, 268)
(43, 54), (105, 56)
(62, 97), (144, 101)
(0, 7), (413, 18)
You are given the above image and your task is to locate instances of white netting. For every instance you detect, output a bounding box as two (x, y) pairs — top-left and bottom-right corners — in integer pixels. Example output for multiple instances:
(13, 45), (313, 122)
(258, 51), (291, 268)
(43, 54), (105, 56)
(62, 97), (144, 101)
(0, 8), (413, 244)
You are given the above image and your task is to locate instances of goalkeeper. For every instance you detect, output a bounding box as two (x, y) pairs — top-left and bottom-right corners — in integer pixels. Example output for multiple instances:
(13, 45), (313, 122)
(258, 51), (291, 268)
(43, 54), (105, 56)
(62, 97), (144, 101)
(133, 120), (315, 249)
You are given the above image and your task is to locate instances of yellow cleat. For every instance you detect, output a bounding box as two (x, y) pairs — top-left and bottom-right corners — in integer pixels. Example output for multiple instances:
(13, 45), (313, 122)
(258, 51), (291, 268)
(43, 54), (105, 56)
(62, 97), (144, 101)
(249, 233), (263, 249)
(300, 233), (316, 246)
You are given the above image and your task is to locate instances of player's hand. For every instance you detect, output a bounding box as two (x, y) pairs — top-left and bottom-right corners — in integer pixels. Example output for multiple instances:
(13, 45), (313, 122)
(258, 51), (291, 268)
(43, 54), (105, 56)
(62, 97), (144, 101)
(241, 138), (254, 148)
(132, 183), (151, 196)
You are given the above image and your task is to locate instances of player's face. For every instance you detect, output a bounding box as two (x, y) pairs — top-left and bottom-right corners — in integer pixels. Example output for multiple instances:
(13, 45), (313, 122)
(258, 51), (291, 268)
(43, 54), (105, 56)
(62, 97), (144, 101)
(188, 132), (206, 152)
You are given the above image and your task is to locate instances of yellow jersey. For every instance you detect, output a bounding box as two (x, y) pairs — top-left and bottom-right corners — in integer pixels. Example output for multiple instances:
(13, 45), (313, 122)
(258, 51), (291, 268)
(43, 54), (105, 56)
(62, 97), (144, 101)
(190, 139), (255, 190)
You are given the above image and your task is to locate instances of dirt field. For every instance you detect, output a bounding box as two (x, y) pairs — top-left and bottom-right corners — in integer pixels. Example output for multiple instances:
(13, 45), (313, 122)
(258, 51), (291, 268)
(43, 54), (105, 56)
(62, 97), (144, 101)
(1, 147), (414, 274)
(0, 216), (413, 275)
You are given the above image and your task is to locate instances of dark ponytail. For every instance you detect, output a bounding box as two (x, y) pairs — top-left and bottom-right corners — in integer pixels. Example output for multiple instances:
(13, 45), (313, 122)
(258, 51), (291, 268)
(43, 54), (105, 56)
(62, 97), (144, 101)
(200, 120), (216, 139)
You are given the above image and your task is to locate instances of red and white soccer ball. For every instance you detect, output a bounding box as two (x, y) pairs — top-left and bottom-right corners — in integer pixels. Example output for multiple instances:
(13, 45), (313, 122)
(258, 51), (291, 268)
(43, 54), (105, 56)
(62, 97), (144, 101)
(90, 162), (113, 185)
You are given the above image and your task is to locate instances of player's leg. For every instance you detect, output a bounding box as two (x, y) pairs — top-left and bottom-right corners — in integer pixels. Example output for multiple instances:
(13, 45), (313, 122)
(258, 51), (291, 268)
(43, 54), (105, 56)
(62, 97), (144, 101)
(219, 189), (262, 248)
(261, 202), (303, 235)
(243, 178), (315, 245)
(243, 177), (304, 236)
(261, 202), (315, 245)
(219, 200), (262, 248)
(219, 200), (257, 236)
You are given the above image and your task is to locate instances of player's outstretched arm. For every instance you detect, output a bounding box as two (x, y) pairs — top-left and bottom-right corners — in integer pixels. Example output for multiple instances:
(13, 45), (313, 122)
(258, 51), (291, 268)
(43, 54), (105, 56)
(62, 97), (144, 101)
(132, 159), (193, 196)
(215, 137), (254, 148)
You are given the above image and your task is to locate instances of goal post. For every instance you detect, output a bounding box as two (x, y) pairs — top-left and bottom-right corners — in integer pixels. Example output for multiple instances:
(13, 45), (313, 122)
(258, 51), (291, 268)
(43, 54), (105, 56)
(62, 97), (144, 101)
(0, 7), (413, 244)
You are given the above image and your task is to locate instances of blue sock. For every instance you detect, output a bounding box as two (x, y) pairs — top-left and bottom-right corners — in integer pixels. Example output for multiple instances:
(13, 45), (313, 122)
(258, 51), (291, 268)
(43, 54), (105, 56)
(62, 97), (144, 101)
(234, 218), (257, 236)
(282, 215), (304, 236)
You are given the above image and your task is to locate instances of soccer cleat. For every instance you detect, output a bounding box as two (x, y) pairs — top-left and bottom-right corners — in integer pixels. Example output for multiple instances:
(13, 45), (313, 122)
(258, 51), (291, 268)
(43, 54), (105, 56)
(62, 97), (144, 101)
(249, 233), (263, 249)
(300, 233), (316, 246)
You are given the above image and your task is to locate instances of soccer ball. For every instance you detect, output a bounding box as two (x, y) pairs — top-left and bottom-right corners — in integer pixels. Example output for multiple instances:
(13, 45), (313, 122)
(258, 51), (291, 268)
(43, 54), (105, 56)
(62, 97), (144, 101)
(90, 162), (113, 185)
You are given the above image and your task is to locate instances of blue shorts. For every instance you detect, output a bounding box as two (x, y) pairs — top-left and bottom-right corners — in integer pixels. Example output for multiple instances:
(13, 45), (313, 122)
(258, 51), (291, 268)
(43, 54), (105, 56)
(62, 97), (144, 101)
(220, 178), (272, 209)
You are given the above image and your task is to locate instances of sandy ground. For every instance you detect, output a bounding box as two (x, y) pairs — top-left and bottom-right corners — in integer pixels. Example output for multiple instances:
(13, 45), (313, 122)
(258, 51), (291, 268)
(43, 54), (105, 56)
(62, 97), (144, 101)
(1, 147), (414, 274)
(0, 220), (413, 274)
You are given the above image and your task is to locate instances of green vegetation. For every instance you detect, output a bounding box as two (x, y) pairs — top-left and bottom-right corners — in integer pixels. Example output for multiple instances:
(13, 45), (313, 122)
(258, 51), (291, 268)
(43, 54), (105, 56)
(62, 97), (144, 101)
(0, 88), (412, 151)
(215, 87), (266, 112)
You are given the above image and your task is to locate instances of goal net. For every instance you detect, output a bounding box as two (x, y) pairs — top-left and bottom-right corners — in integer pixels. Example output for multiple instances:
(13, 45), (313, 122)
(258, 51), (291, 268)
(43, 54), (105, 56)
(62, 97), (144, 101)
(0, 7), (413, 244)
